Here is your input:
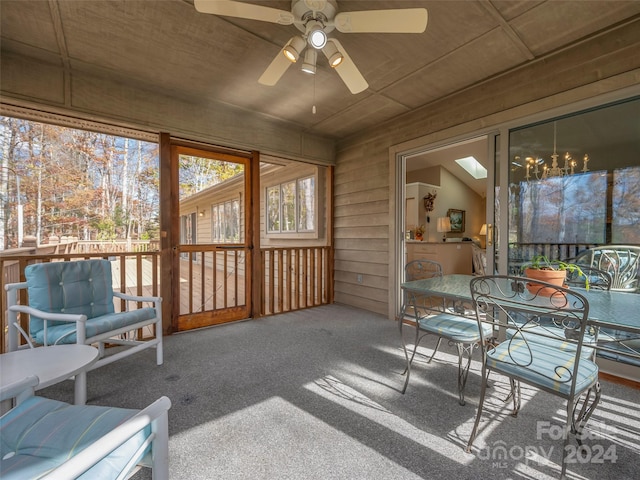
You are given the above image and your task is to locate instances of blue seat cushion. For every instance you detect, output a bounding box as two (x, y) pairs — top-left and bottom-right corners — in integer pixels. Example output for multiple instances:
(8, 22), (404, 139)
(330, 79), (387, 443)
(506, 325), (596, 360)
(26, 260), (116, 336)
(34, 307), (157, 345)
(487, 338), (599, 396)
(418, 313), (493, 343)
(0, 396), (150, 480)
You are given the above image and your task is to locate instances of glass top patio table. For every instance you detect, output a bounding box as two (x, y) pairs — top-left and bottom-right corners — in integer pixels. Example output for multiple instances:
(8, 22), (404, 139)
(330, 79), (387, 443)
(401, 274), (640, 345)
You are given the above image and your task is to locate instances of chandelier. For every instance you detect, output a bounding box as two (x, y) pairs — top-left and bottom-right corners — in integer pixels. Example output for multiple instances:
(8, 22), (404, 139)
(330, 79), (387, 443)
(520, 122), (590, 181)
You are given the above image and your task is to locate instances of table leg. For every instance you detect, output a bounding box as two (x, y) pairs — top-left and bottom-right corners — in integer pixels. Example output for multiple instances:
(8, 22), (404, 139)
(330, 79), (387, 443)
(74, 371), (87, 405)
(398, 302), (412, 394)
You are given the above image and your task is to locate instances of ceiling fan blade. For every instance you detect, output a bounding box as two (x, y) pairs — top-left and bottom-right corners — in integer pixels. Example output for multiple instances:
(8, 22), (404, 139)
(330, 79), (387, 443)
(258, 47), (293, 86)
(334, 8), (428, 33)
(194, 0), (294, 25)
(324, 39), (368, 95)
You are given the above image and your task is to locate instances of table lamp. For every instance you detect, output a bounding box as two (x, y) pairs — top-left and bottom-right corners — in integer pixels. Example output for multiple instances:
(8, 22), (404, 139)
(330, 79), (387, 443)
(436, 217), (451, 242)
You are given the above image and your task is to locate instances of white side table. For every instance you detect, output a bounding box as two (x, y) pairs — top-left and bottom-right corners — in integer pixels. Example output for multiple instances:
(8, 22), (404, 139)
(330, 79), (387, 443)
(0, 345), (99, 405)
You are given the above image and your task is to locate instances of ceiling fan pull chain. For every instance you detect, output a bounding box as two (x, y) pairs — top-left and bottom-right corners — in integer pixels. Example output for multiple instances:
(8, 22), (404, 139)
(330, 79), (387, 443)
(312, 74), (317, 114)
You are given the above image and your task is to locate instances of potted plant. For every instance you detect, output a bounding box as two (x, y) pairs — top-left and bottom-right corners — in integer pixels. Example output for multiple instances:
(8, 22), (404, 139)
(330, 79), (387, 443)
(520, 255), (589, 295)
(414, 225), (425, 241)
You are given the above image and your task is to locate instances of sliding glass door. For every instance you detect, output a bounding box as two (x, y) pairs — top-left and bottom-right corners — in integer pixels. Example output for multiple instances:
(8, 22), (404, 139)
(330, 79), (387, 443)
(505, 97), (640, 273)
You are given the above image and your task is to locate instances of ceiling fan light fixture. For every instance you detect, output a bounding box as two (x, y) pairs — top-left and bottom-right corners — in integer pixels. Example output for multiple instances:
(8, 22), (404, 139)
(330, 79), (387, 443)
(283, 36), (306, 62)
(301, 49), (317, 74)
(194, 1), (429, 95)
(306, 20), (327, 49)
(322, 41), (343, 68)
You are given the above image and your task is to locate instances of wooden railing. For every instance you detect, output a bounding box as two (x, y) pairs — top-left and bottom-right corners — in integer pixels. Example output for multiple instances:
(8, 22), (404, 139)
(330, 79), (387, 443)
(177, 245), (248, 318)
(509, 243), (598, 262)
(1, 239), (159, 256)
(1, 245), (333, 352)
(76, 240), (159, 253)
(260, 246), (333, 315)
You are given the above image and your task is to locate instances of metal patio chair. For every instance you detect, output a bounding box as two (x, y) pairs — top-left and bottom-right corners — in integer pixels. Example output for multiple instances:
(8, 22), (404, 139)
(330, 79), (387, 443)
(565, 265), (612, 291)
(467, 275), (601, 479)
(508, 266), (611, 362)
(573, 245), (640, 292)
(400, 259), (492, 405)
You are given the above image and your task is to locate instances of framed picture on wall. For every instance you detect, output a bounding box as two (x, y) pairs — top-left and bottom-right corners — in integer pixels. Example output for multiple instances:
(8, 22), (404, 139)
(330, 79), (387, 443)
(447, 209), (465, 233)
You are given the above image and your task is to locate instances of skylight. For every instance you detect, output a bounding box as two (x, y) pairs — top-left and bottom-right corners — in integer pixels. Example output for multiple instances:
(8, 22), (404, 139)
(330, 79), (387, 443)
(455, 156), (487, 179)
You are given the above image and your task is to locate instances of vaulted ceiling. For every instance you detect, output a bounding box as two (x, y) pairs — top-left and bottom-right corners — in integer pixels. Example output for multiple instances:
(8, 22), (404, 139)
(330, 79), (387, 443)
(2, 0), (639, 142)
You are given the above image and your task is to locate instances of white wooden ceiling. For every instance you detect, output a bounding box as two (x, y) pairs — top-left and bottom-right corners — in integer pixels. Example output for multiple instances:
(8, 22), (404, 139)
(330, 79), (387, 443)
(2, 0), (639, 141)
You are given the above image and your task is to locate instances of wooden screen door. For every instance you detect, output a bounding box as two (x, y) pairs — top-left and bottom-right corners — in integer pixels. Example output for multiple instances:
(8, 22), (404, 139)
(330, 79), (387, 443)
(171, 144), (255, 331)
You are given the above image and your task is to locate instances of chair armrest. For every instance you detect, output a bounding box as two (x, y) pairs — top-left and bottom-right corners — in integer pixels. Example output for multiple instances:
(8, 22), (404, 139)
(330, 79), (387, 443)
(0, 375), (39, 404)
(5, 281), (27, 293)
(8, 304), (87, 323)
(39, 396), (172, 480)
(8, 305), (88, 348)
(113, 291), (162, 304)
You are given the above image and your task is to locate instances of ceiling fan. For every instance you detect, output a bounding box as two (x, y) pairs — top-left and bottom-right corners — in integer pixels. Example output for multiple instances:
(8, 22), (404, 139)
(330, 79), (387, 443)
(194, 0), (428, 94)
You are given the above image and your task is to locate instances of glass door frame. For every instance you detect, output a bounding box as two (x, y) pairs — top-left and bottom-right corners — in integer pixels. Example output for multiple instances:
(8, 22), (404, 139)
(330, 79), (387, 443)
(390, 130), (499, 319)
(391, 86), (640, 321)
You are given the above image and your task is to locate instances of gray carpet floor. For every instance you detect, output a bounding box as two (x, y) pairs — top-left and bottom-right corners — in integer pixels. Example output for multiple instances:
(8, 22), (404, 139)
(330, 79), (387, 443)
(40, 304), (640, 479)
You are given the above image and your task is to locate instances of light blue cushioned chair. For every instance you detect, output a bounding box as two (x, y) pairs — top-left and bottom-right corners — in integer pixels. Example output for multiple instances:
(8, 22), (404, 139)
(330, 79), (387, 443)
(400, 259), (492, 405)
(5, 259), (163, 404)
(467, 276), (601, 479)
(0, 376), (170, 480)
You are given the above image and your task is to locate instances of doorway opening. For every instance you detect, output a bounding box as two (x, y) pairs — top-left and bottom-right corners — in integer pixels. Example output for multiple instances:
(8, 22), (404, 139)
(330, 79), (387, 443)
(390, 133), (497, 319)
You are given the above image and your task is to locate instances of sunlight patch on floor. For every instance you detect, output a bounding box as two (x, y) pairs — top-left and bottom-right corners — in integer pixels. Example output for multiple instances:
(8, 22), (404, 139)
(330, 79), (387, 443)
(171, 395), (428, 479)
(305, 375), (475, 466)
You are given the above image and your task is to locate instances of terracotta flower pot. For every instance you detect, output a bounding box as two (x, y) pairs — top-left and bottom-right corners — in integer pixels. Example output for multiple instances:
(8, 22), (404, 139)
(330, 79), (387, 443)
(524, 268), (567, 297)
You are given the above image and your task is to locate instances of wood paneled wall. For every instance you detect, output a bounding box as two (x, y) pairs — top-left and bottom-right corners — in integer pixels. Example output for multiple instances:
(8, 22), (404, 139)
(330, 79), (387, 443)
(333, 138), (391, 314)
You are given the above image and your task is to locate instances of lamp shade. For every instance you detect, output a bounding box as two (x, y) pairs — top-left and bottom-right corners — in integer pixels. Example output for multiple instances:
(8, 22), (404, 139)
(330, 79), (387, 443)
(436, 217), (451, 233)
(479, 224), (487, 235)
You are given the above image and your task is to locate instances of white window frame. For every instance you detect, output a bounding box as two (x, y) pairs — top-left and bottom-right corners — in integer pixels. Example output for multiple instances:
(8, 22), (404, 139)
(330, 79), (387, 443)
(266, 175), (316, 236)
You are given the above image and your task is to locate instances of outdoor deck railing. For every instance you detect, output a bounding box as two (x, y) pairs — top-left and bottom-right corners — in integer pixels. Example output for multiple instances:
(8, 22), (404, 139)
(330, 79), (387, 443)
(260, 246), (333, 316)
(1, 245), (333, 352)
(509, 242), (598, 262)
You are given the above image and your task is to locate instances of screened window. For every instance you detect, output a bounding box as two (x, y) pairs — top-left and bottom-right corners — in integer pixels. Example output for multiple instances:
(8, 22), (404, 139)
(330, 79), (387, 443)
(297, 176), (315, 232)
(211, 199), (240, 243)
(266, 176), (316, 233)
(281, 181), (296, 232)
(267, 186), (280, 232)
